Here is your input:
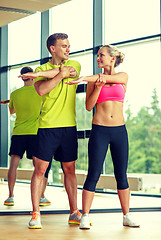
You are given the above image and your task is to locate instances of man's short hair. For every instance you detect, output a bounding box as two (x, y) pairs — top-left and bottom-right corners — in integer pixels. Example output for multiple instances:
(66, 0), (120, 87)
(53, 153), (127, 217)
(46, 33), (68, 53)
(20, 67), (33, 81)
(20, 67), (33, 75)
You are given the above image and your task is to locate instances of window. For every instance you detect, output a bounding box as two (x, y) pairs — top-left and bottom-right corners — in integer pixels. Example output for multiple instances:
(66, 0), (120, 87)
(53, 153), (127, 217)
(50, 0), (93, 52)
(3, 0), (161, 204)
(104, 0), (160, 43)
(8, 13), (41, 65)
(116, 38), (161, 115)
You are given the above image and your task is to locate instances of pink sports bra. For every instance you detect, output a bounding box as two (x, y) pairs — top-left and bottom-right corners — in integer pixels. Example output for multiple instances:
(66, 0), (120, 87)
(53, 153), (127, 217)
(96, 83), (125, 103)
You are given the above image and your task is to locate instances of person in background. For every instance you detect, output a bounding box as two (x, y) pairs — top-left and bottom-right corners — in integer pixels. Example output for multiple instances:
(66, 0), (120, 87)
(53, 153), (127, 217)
(20, 33), (81, 229)
(66, 44), (140, 229)
(3, 67), (50, 207)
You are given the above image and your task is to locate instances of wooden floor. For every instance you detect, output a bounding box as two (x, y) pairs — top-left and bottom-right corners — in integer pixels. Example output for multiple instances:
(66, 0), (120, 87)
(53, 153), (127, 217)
(0, 182), (161, 240)
(0, 212), (161, 240)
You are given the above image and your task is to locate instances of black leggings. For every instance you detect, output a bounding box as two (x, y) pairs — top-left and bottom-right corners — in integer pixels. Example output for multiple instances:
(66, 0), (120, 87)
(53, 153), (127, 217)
(83, 124), (129, 192)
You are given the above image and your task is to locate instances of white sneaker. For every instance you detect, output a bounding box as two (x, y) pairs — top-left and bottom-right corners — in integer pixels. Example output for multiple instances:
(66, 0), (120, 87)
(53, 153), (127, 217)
(28, 211), (42, 229)
(79, 213), (90, 229)
(123, 213), (140, 227)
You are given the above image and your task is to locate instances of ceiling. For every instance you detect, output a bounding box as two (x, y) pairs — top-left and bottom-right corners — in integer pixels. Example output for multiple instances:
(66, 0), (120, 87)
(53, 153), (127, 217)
(0, 0), (71, 27)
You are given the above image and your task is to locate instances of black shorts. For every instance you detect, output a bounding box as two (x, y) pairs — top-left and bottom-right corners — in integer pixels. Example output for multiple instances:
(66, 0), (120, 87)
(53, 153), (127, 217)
(35, 126), (78, 163)
(9, 135), (37, 159)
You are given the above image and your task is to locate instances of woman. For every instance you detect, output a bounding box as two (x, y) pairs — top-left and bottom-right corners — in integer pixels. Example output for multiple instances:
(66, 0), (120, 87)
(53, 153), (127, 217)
(66, 44), (140, 229)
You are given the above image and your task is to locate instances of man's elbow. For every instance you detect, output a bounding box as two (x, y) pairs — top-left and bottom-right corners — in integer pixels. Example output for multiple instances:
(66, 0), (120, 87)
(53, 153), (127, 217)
(36, 90), (44, 96)
(34, 84), (44, 96)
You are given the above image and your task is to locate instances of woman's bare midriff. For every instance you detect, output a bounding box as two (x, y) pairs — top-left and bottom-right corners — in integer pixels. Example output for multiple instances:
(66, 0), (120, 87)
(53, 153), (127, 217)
(92, 101), (125, 126)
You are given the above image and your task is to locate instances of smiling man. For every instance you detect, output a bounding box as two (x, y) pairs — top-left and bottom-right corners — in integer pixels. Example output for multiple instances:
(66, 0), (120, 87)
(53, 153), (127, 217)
(21, 33), (81, 229)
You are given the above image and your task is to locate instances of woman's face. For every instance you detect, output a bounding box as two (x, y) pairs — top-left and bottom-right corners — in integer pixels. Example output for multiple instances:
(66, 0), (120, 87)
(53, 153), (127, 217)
(97, 47), (113, 68)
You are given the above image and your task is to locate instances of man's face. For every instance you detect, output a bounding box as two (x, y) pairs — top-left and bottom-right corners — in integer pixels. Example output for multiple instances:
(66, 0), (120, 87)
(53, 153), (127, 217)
(52, 38), (70, 61)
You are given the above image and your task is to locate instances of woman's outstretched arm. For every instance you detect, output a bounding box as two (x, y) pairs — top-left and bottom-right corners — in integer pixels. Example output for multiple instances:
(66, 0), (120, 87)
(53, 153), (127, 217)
(66, 72), (128, 85)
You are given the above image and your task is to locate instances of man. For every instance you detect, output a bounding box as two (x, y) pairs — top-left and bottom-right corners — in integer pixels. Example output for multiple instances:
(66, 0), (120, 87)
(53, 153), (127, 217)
(4, 67), (50, 206)
(20, 33), (81, 229)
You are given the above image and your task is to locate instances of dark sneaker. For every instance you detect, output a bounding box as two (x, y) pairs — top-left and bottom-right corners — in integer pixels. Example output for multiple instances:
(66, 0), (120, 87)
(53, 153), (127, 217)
(39, 197), (51, 206)
(4, 197), (14, 206)
(68, 209), (82, 225)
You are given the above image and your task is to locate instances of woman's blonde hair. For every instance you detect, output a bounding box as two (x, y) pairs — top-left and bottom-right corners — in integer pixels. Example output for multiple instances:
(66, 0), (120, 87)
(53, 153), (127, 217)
(101, 45), (125, 67)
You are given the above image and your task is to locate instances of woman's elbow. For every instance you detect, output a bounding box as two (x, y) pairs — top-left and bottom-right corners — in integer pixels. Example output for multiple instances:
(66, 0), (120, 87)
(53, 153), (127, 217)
(122, 72), (128, 83)
(9, 109), (15, 114)
(85, 104), (93, 112)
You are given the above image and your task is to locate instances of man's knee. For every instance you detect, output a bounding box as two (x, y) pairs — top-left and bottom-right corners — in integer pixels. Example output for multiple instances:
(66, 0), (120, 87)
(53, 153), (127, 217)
(62, 161), (76, 175)
(9, 155), (21, 170)
(34, 159), (49, 177)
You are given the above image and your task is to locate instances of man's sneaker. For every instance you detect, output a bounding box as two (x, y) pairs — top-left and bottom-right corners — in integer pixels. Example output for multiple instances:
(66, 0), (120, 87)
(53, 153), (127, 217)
(39, 197), (51, 206)
(28, 211), (42, 229)
(79, 213), (90, 229)
(68, 209), (82, 225)
(4, 197), (14, 206)
(123, 213), (140, 227)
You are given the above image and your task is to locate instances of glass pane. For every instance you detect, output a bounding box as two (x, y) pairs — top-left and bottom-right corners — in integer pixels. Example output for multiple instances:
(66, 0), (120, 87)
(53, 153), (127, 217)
(117, 38), (161, 115)
(76, 138), (89, 172)
(102, 39), (161, 195)
(76, 92), (93, 130)
(70, 52), (93, 130)
(50, 0), (93, 52)
(105, 0), (160, 43)
(69, 51), (93, 76)
(8, 13), (41, 65)
(9, 68), (24, 93)
(50, 160), (61, 184)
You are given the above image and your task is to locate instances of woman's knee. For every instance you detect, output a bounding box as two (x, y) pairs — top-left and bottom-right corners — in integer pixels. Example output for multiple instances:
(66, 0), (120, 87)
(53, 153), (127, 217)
(115, 174), (129, 189)
(83, 178), (97, 192)
(83, 172), (100, 192)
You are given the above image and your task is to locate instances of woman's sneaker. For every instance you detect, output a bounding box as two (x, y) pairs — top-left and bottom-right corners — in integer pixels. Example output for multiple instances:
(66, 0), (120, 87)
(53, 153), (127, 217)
(79, 213), (90, 229)
(28, 211), (42, 229)
(123, 213), (140, 227)
(4, 197), (14, 206)
(39, 197), (51, 206)
(68, 209), (82, 225)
